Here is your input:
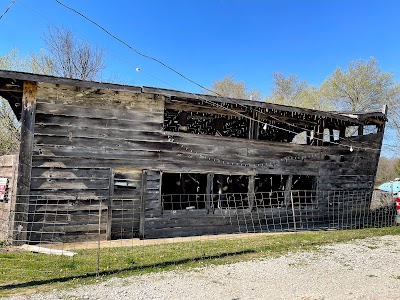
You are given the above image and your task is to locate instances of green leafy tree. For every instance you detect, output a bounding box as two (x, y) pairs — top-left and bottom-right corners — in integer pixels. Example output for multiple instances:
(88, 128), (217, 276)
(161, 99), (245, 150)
(266, 72), (335, 110)
(320, 58), (400, 139)
(206, 75), (262, 101)
(0, 48), (28, 71)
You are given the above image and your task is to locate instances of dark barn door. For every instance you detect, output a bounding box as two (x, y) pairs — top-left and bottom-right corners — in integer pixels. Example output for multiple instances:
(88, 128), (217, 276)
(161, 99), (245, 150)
(110, 168), (142, 239)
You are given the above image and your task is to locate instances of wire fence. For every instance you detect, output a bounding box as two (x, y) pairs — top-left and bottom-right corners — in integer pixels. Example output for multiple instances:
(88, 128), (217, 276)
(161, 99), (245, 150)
(0, 189), (398, 288)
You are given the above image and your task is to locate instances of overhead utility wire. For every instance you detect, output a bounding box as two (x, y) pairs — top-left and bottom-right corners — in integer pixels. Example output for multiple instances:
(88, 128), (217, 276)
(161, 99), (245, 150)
(0, 0), (16, 20)
(54, 0), (216, 95)
(53, 0), (387, 153)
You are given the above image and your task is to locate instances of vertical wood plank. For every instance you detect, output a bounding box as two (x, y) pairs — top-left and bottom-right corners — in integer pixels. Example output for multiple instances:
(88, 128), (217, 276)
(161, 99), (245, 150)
(248, 175), (255, 210)
(339, 126), (346, 139)
(13, 81), (37, 245)
(358, 125), (364, 136)
(284, 175), (293, 206)
(329, 128), (334, 143)
(206, 173), (213, 211)
(139, 169), (148, 239)
(106, 168), (114, 240)
(317, 120), (324, 146)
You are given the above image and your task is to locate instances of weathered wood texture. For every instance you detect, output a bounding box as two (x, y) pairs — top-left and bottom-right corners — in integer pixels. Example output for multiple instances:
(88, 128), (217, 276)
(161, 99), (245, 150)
(112, 168), (142, 239)
(13, 81), (37, 245)
(26, 167), (111, 243)
(22, 81), (385, 242)
(0, 155), (18, 242)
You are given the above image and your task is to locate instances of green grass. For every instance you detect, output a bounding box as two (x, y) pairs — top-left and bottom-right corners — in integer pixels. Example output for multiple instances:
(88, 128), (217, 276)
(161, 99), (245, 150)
(1, 226), (399, 297)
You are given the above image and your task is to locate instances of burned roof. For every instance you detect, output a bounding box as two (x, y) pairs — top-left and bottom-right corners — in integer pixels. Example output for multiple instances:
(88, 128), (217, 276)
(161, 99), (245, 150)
(0, 69), (387, 127)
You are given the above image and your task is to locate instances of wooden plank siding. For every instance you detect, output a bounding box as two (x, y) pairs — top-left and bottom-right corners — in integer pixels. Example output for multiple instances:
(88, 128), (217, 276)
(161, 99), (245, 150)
(28, 82), (165, 243)
(18, 80), (385, 242)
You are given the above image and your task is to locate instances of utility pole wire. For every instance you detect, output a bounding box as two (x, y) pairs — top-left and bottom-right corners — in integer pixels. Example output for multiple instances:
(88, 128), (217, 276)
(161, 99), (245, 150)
(53, 0), (389, 153)
(0, 0), (16, 20)
(54, 0), (219, 96)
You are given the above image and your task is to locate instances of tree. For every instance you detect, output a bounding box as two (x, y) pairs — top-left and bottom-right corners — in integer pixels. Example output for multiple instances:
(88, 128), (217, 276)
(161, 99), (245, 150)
(320, 58), (400, 139)
(266, 72), (335, 111)
(395, 159), (400, 177)
(0, 99), (20, 155)
(0, 48), (28, 71)
(0, 48), (25, 155)
(375, 156), (400, 185)
(0, 26), (106, 154)
(206, 75), (262, 101)
(36, 26), (106, 81)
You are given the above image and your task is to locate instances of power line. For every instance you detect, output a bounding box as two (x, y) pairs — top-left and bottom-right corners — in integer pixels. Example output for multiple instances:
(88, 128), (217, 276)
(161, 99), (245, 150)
(9, 0), (391, 155)
(54, 0), (217, 96)
(52, 0), (390, 153)
(136, 66), (383, 152)
(0, 0), (16, 20)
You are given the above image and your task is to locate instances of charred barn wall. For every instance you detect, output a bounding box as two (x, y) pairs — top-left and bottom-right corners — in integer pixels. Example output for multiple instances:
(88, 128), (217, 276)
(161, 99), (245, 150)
(9, 80), (384, 242)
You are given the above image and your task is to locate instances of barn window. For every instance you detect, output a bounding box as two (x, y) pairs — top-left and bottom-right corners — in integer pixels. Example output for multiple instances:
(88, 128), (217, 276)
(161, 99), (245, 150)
(254, 174), (316, 207)
(164, 109), (250, 139)
(291, 175), (316, 205)
(212, 174), (250, 209)
(363, 125), (378, 135)
(254, 175), (288, 207)
(161, 173), (208, 210)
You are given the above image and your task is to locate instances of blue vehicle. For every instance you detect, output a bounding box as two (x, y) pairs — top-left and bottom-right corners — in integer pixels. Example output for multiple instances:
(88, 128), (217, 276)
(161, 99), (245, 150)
(377, 178), (400, 194)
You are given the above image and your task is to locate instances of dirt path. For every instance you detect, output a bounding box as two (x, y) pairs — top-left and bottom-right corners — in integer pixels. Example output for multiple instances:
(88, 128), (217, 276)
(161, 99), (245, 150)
(8, 235), (400, 300)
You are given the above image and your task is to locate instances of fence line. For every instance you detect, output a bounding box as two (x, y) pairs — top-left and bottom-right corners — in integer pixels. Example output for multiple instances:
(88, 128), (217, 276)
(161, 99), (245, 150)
(0, 190), (398, 287)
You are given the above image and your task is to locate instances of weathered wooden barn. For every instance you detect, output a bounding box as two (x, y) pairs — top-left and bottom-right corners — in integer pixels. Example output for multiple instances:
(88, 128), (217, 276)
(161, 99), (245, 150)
(0, 70), (387, 244)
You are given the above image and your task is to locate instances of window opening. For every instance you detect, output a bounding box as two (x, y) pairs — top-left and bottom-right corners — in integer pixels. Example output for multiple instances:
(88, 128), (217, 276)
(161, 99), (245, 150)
(254, 174), (316, 207)
(161, 173), (207, 210)
(164, 109), (249, 138)
(291, 131), (307, 145)
(363, 125), (378, 135)
(212, 174), (249, 209)
(254, 174), (287, 207)
(290, 175), (316, 205)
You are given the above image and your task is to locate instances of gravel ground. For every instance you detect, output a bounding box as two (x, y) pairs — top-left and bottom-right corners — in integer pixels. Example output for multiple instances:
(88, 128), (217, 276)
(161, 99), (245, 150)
(7, 235), (400, 300)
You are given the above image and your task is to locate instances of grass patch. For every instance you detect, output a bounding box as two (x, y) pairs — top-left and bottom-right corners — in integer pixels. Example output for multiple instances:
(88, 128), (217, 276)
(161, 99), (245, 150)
(1, 226), (399, 296)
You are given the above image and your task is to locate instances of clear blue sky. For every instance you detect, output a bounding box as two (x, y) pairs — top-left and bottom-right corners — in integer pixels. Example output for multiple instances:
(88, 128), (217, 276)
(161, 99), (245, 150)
(1, 0), (399, 156)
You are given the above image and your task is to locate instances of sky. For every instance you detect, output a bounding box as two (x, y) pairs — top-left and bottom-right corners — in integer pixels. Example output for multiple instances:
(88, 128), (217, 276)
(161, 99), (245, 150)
(0, 0), (399, 156)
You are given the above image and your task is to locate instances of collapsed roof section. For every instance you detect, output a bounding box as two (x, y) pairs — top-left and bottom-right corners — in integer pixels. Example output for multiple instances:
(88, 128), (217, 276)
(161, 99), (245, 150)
(0, 70), (387, 139)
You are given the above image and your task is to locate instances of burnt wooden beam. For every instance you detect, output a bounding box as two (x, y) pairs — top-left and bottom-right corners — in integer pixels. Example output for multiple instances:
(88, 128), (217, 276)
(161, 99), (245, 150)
(165, 101), (246, 117)
(329, 128), (334, 143)
(0, 70), (142, 93)
(339, 126), (346, 139)
(0, 91), (22, 120)
(364, 117), (385, 125)
(13, 81), (37, 245)
(0, 83), (23, 92)
(206, 173), (213, 212)
(358, 125), (364, 136)
(316, 120), (324, 146)
(144, 86), (372, 125)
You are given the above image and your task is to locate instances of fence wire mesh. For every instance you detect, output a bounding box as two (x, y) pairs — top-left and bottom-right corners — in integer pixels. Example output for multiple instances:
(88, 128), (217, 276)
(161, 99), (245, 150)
(0, 190), (398, 289)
